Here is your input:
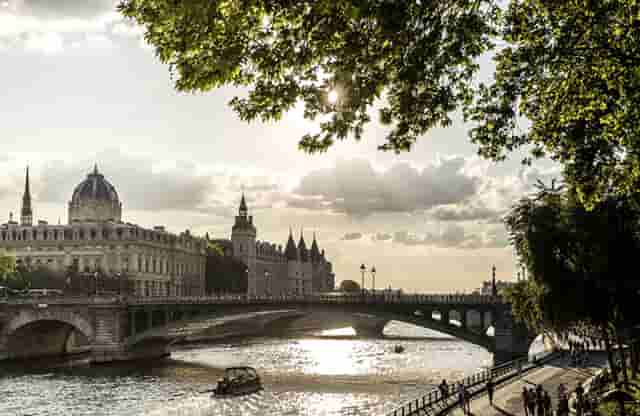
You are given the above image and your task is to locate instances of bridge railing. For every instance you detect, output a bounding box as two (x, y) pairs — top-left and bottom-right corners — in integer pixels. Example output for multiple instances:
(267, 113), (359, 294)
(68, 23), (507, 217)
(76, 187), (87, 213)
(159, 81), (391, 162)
(124, 293), (504, 306)
(385, 352), (557, 416)
(1, 293), (504, 306)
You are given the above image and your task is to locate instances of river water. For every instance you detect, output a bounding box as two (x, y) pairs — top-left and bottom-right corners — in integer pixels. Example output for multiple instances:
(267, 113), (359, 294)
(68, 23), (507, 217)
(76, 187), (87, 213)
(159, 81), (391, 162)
(0, 322), (495, 416)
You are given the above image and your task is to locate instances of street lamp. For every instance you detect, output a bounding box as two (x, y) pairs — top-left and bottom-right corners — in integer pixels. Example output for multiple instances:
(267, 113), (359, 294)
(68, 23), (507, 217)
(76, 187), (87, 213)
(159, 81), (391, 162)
(371, 266), (376, 292)
(360, 263), (366, 294)
(246, 267), (250, 297)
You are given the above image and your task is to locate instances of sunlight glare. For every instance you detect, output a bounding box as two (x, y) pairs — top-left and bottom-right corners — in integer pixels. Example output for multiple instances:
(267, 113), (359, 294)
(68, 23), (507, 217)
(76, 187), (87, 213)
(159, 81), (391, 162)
(327, 90), (339, 104)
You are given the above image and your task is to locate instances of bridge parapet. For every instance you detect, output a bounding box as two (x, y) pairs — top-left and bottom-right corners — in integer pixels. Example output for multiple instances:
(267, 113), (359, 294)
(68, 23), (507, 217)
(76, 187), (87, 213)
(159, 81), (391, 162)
(124, 293), (506, 306)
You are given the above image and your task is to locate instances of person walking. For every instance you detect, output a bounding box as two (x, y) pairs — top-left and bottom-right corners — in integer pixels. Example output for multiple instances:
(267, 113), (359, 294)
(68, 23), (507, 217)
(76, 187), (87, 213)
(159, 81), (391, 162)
(544, 390), (552, 416)
(527, 388), (536, 416)
(486, 378), (495, 406)
(536, 387), (545, 416)
(458, 382), (466, 415)
(439, 379), (449, 400)
(522, 387), (530, 416)
(463, 385), (471, 414)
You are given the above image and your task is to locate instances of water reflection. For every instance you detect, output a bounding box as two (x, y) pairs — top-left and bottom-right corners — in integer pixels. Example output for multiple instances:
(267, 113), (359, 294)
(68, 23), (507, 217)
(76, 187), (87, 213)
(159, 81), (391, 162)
(0, 322), (493, 416)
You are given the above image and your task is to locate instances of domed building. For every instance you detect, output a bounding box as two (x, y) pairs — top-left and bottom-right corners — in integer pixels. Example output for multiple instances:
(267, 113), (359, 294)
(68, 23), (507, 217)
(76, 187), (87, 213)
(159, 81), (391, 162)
(68, 165), (122, 223)
(0, 166), (334, 298)
(0, 166), (206, 297)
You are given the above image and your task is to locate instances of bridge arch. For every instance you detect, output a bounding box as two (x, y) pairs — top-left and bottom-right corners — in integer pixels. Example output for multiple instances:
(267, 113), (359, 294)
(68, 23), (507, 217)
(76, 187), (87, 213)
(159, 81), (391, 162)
(2, 310), (94, 360)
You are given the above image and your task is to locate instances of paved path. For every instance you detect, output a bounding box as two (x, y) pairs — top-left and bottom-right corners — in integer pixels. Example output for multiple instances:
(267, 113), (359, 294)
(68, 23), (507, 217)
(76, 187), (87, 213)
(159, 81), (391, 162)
(446, 353), (607, 416)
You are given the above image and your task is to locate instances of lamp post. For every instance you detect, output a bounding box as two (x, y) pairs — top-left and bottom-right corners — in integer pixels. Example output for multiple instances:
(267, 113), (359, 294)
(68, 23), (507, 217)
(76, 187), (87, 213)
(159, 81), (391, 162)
(371, 266), (376, 292)
(360, 263), (366, 294)
(246, 267), (250, 297)
(94, 271), (99, 296)
(116, 272), (122, 296)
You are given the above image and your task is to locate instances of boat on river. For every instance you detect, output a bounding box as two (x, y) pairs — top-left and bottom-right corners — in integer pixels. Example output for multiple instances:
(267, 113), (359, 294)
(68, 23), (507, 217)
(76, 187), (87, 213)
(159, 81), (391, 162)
(213, 367), (263, 397)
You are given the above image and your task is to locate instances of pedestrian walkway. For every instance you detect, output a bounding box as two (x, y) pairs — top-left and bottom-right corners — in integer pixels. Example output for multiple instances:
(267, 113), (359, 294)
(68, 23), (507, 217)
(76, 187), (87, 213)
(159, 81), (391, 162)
(445, 353), (607, 416)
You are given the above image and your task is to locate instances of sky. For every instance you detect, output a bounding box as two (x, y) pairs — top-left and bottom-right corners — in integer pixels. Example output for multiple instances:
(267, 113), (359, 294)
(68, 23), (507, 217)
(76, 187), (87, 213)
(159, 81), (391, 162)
(0, 0), (559, 293)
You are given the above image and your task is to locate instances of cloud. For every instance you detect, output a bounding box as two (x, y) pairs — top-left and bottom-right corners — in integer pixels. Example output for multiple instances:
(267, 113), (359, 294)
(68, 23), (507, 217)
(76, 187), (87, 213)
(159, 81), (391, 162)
(24, 31), (63, 54)
(372, 232), (392, 241)
(292, 158), (481, 217)
(0, 0), (130, 52)
(36, 149), (218, 213)
(429, 203), (503, 223)
(390, 224), (509, 249)
(341, 232), (363, 241)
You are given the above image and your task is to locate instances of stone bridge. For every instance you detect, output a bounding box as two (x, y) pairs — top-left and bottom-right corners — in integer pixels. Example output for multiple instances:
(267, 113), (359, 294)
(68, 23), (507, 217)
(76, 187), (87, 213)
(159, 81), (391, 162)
(0, 294), (534, 365)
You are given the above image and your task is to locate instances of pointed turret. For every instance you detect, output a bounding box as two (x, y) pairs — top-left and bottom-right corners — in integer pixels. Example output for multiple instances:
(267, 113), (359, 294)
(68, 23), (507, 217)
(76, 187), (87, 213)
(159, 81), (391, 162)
(232, 192), (256, 233)
(285, 228), (298, 261)
(310, 232), (321, 263)
(239, 192), (248, 217)
(20, 166), (33, 226)
(93, 163), (99, 175)
(298, 229), (309, 262)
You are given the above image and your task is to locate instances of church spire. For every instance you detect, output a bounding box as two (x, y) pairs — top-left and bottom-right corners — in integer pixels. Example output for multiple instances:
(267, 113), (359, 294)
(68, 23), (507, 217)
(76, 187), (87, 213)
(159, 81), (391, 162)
(239, 192), (248, 217)
(20, 166), (33, 226)
(93, 163), (99, 175)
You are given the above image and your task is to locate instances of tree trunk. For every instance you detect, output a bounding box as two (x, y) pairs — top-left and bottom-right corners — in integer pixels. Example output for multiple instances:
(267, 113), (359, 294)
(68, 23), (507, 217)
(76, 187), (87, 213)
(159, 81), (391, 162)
(631, 341), (638, 379)
(603, 325), (618, 384)
(616, 332), (630, 386)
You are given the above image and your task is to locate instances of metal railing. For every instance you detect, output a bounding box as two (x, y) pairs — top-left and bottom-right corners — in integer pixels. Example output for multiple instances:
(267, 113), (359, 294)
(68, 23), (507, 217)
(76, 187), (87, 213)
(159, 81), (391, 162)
(1, 293), (505, 307)
(385, 352), (557, 416)
(126, 293), (505, 306)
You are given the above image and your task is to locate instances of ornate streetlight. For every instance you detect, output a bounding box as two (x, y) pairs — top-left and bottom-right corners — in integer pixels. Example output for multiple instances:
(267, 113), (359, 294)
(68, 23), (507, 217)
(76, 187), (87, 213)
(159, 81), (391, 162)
(371, 266), (376, 292)
(360, 263), (366, 294)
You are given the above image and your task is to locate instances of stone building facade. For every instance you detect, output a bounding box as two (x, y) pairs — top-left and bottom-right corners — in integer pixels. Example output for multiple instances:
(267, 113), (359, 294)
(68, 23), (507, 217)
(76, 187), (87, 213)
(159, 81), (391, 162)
(210, 194), (335, 296)
(0, 166), (206, 297)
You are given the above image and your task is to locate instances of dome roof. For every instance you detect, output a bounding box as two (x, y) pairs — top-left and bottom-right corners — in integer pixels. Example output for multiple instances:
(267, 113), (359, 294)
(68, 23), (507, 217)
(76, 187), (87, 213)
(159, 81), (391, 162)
(71, 164), (119, 204)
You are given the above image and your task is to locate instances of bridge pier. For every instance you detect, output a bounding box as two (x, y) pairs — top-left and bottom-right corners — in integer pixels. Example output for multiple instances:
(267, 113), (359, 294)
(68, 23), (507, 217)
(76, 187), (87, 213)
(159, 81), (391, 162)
(493, 306), (534, 364)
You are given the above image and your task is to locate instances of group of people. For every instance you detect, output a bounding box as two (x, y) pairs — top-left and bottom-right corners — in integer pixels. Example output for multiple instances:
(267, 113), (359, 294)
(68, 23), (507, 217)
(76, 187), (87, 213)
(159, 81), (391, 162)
(438, 379), (472, 414)
(522, 384), (552, 416)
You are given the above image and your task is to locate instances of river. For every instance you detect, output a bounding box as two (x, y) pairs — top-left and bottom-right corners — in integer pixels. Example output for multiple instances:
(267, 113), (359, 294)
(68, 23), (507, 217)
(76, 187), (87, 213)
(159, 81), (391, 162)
(0, 322), (496, 416)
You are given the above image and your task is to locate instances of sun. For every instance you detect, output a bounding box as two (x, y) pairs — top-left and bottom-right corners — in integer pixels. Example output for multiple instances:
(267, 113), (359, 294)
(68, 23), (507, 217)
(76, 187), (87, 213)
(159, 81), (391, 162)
(327, 89), (339, 104)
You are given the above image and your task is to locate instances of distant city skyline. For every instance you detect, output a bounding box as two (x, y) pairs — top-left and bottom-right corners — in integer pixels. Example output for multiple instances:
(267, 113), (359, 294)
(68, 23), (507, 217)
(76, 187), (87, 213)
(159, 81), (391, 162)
(0, 0), (559, 292)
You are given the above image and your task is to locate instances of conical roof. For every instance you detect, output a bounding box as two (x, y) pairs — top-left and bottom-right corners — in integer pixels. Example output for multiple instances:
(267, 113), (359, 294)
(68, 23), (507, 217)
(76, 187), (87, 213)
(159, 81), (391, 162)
(298, 231), (308, 262)
(310, 232), (321, 262)
(285, 229), (298, 260)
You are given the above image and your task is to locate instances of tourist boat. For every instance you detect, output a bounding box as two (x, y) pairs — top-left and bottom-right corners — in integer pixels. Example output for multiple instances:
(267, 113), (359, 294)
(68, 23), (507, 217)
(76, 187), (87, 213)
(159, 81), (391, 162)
(394, 345), (405, 353)
(213, 367), (263, 396)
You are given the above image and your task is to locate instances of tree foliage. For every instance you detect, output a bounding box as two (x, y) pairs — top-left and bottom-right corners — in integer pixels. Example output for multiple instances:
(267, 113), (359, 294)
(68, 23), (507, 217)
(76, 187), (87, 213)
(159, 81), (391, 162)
(339, 279), (361, 292)
(118, 0), (498, 153)
(504, 183), (640, 334)
(468, 0), (640, 208)
(118, 0), (640, 207)
(205, 245), (248, 294)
